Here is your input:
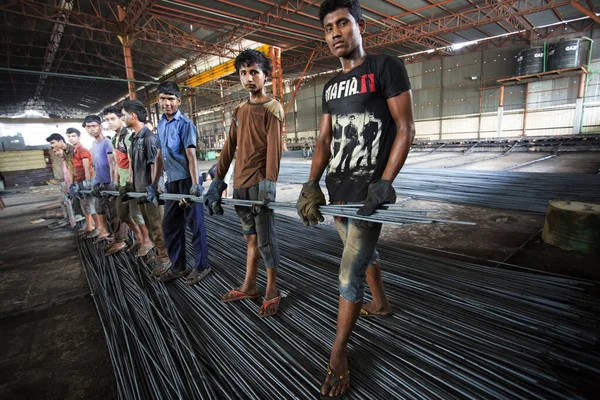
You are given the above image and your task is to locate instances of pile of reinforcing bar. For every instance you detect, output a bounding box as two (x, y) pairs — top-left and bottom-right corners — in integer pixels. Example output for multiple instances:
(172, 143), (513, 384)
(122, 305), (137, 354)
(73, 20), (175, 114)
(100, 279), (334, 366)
(78, 209), (600, 399)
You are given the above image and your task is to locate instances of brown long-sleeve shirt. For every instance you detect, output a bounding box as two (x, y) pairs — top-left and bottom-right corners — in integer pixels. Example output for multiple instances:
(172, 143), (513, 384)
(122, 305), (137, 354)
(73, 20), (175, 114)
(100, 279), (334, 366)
(217, 99), (284, 188)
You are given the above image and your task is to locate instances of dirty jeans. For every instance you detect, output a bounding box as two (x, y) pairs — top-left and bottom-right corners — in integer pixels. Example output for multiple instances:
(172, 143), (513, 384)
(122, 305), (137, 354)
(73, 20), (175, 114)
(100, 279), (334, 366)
(334, 217), (381, 302)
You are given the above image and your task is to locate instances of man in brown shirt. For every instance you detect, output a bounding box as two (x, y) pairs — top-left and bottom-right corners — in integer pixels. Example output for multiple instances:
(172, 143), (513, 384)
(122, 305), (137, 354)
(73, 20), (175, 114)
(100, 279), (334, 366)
(205, 48), (284, 318)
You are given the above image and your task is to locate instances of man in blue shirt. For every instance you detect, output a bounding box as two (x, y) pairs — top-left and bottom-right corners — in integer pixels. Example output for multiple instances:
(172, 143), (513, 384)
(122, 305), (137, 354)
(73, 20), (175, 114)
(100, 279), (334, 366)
(149, 81), (210, 285)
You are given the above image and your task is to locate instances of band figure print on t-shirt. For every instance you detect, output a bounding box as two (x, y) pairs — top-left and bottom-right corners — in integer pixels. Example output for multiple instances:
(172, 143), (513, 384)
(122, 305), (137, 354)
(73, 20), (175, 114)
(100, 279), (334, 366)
(329, 111), (382, 176)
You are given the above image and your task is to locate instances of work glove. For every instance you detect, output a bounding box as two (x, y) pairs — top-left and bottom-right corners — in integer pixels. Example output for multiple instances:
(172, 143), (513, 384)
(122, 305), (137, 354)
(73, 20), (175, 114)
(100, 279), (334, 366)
(108, 181), (119, 192)
(69, 183), (82, 200)
(91, 182), (103, 198)
(81, 180), (92, 190)
(252, 179), (276, 215)
(296, 180), (326, 226)
(145, 183), (159, 207)
(119, 183), (134, 201)
(356, 180), (396, 216)
(204, 178), (227, 216)
(189, 184), (204, 198)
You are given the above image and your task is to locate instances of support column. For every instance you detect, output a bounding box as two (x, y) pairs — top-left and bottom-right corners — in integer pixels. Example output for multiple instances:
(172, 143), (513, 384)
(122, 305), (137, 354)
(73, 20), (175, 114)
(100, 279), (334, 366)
(522, 82), (529, 136)
(573, 72), (587, 134)
(118, 6), (136, 100)
(439, 57), (444, 140)
(497, 85), (505, 137)
(270, 46), (287, 151)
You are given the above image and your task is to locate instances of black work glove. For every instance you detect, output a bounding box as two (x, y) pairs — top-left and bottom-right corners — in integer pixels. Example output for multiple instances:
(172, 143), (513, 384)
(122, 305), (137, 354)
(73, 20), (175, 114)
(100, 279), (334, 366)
(296, 180), (326, 226)
(179, 198), (195, 209)
(146, 184), (159, 207)
(69, 183), (82, 200)
(189, 183), (204, 198)
(119, 182), (134, 201)
(91, 183), (103, 198)
(204, 178), (227, 216)
(138, 196), (149, 205)
(356, 180), (396, 216)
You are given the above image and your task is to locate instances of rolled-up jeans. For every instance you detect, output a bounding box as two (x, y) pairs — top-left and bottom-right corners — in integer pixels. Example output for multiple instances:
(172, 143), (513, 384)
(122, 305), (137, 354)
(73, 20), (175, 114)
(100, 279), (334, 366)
(334, 216), (381, 302)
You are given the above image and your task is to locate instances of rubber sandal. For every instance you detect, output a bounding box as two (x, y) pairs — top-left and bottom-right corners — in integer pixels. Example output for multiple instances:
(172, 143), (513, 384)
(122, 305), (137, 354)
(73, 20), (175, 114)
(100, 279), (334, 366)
(320, 364), (350, 400)
(136, 245), (154, 258)
(156, 268), (190, 282)
(221, 289), (261, 302)
(81, 229), (99, 239)
(359, 307), (392, 318)
(106, 242), (127, 256)
(185, 268), (211, 286)
(127, 242), (141, 254)
(93, 235), (112, 245)
(258, 292), (281, 318)
(150, 260), (171, 277)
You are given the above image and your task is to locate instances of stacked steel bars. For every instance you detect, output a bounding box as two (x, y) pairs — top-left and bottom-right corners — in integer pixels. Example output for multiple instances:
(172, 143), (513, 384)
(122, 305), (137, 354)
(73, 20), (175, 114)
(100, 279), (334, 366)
(79, 211), (600, 400)
(277, 165), (600, 214)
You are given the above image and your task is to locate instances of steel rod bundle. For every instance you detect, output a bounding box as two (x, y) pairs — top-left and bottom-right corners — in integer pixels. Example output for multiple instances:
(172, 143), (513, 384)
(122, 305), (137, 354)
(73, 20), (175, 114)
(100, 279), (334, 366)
(79, 190), (474, 226)
(276, 165), (600, 214)
(77, 210), (599, 400)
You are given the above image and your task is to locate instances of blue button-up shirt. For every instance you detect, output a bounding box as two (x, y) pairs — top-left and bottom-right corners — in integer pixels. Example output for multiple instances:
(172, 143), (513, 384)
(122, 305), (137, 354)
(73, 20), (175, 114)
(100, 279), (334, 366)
(156, 110), (197, 182)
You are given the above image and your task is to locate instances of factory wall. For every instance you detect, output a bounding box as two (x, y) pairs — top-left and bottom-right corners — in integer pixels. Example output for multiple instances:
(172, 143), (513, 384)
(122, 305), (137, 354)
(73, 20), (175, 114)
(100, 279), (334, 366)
(283, 32), (600, 143)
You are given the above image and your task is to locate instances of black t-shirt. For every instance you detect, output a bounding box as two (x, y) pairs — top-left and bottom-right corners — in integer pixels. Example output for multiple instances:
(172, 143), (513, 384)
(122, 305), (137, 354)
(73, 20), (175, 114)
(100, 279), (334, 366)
(129, 127), (157, 192)
(322, 54), (411, 202)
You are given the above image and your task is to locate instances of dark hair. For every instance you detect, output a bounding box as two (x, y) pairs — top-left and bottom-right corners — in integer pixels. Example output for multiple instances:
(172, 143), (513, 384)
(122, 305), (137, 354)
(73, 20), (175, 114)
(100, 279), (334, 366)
(318, 0), (362, 25)
(82, 115), (102, 127)
(234, 49), (272, 77)
(103, 105), (122, 117)
(66, 127), (81, 137)
(46, 133), (65, 143)
(121, 100), (148, 123)
(157, 81), (181, 98)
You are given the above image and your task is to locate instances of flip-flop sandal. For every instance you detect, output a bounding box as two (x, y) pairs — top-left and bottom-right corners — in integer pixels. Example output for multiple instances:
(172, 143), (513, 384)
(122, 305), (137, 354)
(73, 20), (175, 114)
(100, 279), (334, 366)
(127, 242), (141, 254)
(106, 242), (127, 256)
(221, 289), (261, 302)
(93, 235), (112, 245)
(136, 245), (155, 258)
(185, 268), (212, 286)
(156, 268), (190, 282)
(150, 264), (169, 277)
(85, 230), (101, 239)
(258, 292), (281, 318)
(320, 364), (350, 400)
(80, 229), (98, 239)
(359, 308), (392, 318)
(48, 220), (69, 230)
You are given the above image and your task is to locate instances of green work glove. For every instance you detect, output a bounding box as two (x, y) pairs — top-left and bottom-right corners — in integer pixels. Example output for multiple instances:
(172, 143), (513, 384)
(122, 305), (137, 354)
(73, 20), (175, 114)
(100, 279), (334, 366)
(296, 180), (326, 226)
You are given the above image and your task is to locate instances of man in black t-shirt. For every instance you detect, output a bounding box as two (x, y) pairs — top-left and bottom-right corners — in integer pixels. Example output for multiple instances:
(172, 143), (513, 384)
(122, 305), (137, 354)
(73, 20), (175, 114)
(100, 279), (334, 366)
(296, 0), (415, 398)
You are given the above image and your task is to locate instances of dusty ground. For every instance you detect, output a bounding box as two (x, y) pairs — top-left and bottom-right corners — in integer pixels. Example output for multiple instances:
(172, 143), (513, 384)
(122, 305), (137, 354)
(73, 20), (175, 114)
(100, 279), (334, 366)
(0, 150), (598, 399)
(0, 187), (115, 399)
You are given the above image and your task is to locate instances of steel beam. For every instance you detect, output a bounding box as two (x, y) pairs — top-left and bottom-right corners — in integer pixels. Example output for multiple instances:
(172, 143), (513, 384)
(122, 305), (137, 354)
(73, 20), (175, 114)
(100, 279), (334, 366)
(283, 0), (577, 69)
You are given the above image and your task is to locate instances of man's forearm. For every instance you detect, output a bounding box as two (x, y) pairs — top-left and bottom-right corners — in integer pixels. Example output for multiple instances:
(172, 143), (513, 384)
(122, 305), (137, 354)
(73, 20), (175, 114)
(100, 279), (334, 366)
(186, 149), (199, 185)
(83, 159), (91, 181)
(381, 126), (415, 182)
(308, 137), (331, 182)
(152, 154), (164, 185)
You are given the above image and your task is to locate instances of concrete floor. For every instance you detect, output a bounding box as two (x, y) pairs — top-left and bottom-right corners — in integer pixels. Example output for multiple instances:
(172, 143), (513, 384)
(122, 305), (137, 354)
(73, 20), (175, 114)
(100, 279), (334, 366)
(1, 150), (598, 398)
(0, 187), (115, 399)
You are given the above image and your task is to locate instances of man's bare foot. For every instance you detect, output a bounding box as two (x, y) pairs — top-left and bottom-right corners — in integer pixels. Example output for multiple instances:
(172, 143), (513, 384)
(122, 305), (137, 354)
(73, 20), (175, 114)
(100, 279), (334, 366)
(361, 301), (392, 316)
(258, 286), (280, 317)
(321, 343), (350, 399)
